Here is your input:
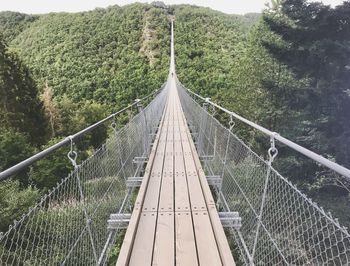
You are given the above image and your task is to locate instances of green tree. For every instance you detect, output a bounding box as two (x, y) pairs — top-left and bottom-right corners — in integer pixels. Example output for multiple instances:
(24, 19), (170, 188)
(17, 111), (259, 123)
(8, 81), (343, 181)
(0, 180), (39, 232)
(0, 130), (34, 186)
(0, 11), (38, 43)
(263, 0), (350, 169)
(0, 37), (47, 144)
(29, 138), (72, 190)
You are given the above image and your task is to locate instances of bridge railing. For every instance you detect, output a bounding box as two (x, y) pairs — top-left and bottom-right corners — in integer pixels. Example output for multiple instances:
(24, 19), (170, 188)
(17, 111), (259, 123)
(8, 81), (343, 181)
(0, 84), (168, 265)
(177, 79), (350, 265)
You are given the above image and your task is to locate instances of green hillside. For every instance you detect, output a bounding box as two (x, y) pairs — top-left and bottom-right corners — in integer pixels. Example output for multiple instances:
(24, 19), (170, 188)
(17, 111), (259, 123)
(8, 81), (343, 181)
(5, 5), (170, 106)
(1, 4), (258, 108)
(1, 0), (350, 245)
(0, 3), (260, 237)
(0, 11), (39, 43)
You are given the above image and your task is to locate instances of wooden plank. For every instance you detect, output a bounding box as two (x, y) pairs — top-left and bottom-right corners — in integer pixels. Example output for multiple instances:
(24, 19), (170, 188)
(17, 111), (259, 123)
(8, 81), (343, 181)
(129, 212), (157, 266)
(174, 157), (190, 212)
(152, 212), (175, 266)
(175, 211), (198, 266)
(178, 111), (207, 212)
(152, 92), (175, 265)
(192, 211), (222, 266)
(158, 94), (175, 213)
(129, 90), (174, 264)
(174, 89), (223, 266)
(158, 171), (174, 212)
(172, 91), (199, 265)
(142, 119), (168, 212)
(174, 121), (191, 212)
(118, 78), (235, 266)
(116, 94), (170, 266)
(177, 92), (236, 266)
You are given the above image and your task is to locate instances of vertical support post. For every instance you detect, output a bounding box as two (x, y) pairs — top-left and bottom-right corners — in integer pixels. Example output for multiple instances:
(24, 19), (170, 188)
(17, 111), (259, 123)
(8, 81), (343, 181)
(217, 116), (235, 208)
(251, 134), (278, 260)
(135, 99), (149, 156)
(205, 113), (213, 157)
(97, 188), (133, 266)
(236, 230), (255, 266)
(75, 169), (98, 263)
(67, 137), (98, 264)
(198, 98), (210, 155)
(97, 231), (114, 265)
(218, 186), (254, 265)
(111, 116), (126, 180)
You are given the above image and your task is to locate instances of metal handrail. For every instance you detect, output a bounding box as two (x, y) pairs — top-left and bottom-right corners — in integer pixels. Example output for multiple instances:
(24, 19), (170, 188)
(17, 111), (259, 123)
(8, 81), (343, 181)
(181, 83), (350, 179)
(0, 87), (164, 181)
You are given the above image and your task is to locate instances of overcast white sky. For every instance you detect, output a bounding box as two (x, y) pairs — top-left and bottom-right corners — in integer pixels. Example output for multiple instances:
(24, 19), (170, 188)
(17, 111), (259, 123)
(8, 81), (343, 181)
(0, 0), (346, 15)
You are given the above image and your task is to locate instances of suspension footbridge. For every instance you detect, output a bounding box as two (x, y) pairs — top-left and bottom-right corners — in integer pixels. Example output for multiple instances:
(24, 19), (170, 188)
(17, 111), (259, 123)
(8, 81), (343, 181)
(1, 20), (350, 265)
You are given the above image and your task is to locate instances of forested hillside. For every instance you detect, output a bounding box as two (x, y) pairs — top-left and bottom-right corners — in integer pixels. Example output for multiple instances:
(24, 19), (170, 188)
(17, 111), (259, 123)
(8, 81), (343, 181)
(0, 11), (39, 43)
(0, 36), (44, 231)
(174, 0), (350, 227)
(0, 3), (261, 237)
(1, 0), (349, 243)
(7, 5), (169, 105)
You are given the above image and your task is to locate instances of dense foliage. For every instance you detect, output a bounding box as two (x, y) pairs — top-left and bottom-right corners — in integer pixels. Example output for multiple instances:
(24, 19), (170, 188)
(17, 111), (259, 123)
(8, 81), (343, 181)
(0, 37), (47, 144)
(261, 0), (350, 225)
(173, 1), (350, 226)
(0, 37), (44, 233)
(1, 0), (350, 257)
(8, 4), (170, 106)
(263, 0), (350, 168)
(0, 11), (38, 43)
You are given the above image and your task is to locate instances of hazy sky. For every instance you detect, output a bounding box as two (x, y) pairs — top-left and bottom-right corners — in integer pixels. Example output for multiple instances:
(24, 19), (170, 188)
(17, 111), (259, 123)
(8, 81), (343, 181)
(0, 0), (346, 15)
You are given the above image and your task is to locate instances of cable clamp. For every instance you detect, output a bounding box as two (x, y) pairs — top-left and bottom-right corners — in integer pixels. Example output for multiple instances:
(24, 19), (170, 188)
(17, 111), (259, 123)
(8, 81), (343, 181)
(67, 135), (78, 168)
(268, 132), (279, 163)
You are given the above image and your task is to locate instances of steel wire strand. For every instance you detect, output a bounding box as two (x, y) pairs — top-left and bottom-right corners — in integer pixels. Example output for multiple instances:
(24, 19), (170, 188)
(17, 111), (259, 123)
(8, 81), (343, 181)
(177, 81), (350, 265)
(0, 87), (168, 265)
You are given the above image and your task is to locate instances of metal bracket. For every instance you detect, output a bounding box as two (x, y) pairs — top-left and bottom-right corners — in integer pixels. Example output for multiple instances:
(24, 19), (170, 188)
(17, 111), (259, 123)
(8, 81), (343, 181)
(219, 212), (241, 230)
(126, 177), (143, 188)
(203, 98), (210, 111)
(199, 155), (214, 161)
(206, 175), (222, 187)
(133, 157), (148, 164)
(135, 99), (143, 113)
(107, 213), (131, 230)
(188, 125), (196, 132)
(191, 132), (199, 138)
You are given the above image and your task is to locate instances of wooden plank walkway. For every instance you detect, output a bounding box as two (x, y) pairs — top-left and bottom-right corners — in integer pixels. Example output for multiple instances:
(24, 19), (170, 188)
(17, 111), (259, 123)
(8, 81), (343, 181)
(116, 76), (235, 266)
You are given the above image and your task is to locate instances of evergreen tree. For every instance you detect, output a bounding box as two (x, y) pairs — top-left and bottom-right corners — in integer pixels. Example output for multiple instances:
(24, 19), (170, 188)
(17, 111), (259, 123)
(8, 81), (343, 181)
(262, 0), (350, 169)
(0, 37), (47, 144)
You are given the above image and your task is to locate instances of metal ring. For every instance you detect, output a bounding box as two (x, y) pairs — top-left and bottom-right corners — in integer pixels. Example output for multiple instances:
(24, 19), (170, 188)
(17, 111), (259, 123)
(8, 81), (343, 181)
(268, 147), (278, 161)
(68, 150), (77, 161)
(211, 105), (216, 116)
(268, 132), (279, 162)
(229, 115), (235, 130)
(67, 136), (78, 167)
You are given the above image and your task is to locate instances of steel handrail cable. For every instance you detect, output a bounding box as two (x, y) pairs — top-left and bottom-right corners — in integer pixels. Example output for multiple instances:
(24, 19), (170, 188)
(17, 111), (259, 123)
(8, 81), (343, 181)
(0, 85), (165, 181)
(179, 81), (350, 180)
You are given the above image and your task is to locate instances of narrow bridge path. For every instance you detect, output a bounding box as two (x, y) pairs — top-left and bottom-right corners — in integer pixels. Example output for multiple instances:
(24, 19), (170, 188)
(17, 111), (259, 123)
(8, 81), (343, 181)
(116, 21), (235, 266)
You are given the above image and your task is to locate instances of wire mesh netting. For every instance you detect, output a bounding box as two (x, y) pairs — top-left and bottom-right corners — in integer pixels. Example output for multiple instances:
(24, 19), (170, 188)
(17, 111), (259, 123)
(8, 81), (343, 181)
(177, 80), (350, 265)
(0, 86), (168, 265)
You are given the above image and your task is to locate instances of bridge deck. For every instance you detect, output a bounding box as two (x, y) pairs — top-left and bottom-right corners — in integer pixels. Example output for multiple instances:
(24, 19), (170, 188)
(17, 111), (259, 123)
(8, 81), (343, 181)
(116, 77), (235, 266)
